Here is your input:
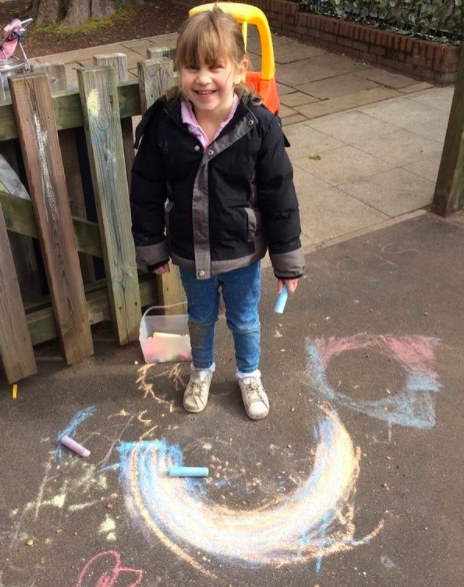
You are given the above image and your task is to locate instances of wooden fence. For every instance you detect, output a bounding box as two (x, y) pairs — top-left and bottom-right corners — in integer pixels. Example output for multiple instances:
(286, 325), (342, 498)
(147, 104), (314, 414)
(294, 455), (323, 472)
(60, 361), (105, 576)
(0, 48), (185, 385)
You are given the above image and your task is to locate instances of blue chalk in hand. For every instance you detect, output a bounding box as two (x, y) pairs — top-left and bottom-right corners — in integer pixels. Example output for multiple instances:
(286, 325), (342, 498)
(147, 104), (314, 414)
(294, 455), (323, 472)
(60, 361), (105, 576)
(274, 286), (289, 314)
(168, 466), (209, 477)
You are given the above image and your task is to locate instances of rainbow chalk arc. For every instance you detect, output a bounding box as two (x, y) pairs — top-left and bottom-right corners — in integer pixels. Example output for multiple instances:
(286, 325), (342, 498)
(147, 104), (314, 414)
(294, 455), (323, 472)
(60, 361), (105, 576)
(117, 408), (382, 575)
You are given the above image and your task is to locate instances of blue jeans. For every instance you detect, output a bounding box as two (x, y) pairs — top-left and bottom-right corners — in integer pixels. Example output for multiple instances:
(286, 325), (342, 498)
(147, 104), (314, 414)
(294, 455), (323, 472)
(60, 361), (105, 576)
(180, 262), (261, 374)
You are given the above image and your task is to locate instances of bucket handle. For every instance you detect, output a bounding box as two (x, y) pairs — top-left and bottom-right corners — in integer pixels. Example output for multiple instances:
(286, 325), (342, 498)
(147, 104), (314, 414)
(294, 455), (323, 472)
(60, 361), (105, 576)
(141, 301), (188, 321)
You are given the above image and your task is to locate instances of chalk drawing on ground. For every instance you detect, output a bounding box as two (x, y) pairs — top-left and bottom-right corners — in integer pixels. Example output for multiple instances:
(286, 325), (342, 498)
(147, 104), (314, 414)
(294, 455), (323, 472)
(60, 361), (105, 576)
(73, 550), (143, 587)
(306, 335), (442, 429)
(54, 406), (95, 461)
(117, 405), (383, 578)
(7, 334), (444, 583)
(137, 363), (186, 413)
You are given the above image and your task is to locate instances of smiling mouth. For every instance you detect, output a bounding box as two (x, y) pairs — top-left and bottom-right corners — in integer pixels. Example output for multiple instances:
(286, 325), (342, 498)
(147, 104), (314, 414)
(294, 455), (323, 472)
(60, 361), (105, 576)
(195, 90), (217, 95)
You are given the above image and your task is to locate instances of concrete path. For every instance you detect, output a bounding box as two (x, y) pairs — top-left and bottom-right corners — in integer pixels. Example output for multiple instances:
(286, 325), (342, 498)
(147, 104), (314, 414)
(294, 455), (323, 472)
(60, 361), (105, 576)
(29, 28), (452, 259)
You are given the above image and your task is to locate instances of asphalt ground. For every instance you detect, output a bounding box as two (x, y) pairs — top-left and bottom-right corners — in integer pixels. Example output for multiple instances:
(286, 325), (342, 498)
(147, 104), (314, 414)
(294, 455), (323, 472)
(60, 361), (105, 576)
(1, 212), (463, 587)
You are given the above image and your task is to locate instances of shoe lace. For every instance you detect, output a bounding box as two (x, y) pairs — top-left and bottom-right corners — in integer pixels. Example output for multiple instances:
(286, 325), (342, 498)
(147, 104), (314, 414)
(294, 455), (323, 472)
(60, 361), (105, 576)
(188, 377), (208, 398)
(245, 379), (265, 402)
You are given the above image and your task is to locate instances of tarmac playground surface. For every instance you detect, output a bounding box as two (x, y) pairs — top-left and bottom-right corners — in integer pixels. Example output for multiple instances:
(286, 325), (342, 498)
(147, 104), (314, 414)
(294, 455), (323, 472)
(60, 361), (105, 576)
(1, 212), (463, 587)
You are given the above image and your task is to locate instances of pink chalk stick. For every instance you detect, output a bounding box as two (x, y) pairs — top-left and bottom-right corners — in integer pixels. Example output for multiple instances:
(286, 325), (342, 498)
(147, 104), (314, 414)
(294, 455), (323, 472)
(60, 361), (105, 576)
(60, 435), (90, 458)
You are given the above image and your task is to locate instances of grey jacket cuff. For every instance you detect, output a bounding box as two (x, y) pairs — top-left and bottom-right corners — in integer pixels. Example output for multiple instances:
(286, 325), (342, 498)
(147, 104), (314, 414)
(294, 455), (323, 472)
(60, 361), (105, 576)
(136, 240), (169, 266)
(270, 247), (305, 278)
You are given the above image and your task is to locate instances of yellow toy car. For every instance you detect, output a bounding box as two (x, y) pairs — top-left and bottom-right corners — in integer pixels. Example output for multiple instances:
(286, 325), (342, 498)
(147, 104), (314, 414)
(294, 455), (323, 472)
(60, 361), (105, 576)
(189, 2), (280, 114)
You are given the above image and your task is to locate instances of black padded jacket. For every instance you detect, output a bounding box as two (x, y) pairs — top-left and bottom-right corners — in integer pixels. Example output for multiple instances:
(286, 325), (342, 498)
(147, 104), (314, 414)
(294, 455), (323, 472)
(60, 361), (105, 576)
(130, 96), (305, 280)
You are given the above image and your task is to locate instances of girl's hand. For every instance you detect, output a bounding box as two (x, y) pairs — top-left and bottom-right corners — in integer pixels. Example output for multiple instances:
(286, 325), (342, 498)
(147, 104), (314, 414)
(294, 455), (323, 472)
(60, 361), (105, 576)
(153, 263), (170, 275)
(277, 278), (298, 295)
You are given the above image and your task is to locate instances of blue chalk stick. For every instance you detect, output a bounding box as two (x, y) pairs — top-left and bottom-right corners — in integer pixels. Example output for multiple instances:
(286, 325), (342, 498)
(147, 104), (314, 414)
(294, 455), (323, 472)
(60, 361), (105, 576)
(274, 286), (289, 314)
(168, 466), (209, 477)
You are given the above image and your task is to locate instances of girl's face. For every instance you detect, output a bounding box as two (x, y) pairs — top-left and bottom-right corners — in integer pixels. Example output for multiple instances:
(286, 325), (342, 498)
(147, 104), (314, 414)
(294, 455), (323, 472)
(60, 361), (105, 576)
(180, 56), (247, 120)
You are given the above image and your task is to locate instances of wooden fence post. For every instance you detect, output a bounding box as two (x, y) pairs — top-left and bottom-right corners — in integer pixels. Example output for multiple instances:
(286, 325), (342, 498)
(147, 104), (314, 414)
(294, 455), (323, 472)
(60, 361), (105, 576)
(0, 202), (37, 383)
(35, 61), (96, 284)
(78, 65), (141, 344)
(137, 57), (186, 315)
(32, 63), (67, 91)
(93, 53), (128, 81)
(9, 73), (94, 364)
(146, 48), (178, 85)
(146, 47), (176, 60)
(93, 53), (134, 189)
(138, 57), (173, 113)
(432, 47), (464, 216)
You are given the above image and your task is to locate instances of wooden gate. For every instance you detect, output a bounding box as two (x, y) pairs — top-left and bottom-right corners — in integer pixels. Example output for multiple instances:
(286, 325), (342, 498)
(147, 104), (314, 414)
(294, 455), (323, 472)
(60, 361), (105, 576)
(0, 50), (184, 384)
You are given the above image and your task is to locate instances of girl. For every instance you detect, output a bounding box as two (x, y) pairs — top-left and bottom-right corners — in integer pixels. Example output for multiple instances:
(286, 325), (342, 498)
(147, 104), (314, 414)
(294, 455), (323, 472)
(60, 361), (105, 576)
(130, 5), (304, 420)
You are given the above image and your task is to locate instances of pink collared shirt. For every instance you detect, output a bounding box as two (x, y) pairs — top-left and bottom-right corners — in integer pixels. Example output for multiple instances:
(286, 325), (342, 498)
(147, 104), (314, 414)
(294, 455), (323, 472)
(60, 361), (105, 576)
(181, 93), (240, 150)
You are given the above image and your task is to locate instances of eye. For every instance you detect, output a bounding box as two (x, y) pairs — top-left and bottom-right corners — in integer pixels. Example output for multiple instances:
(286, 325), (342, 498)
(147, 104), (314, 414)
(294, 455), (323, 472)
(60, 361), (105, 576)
(212, 63), (225, 70)
(184, 65), (198, 71)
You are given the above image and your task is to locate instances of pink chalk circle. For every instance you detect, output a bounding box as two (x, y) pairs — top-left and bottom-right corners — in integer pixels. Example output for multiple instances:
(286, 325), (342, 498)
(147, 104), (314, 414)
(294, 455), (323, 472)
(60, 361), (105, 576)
(60, 435), (90, 457)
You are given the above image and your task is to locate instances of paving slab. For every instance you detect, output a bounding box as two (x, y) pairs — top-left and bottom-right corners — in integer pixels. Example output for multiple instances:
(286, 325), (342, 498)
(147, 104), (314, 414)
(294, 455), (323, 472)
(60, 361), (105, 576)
(125, 44), (157, 59)
(296, 73), (380, 100)
(275, 41), (326, 64)
(293, 166), (389, 244)
(121, 38), (157, 48)
(360, 97), (447, 131)
(295, 87), (401, 119)
(280, 91), (319, 108)
(338, 167), (435, 216)
(247, 51), (261, 71)
(137, 33), (178, 47)
(36, 43), (131, 64)
(1, 214), (463, 587)
(276, 82), (297, 95)
(281, 113), (308, 127)
(406, 86), (454, 112)
(399, 81), (434, 94)
(278, 104), (298, 118)
(350, 128), (443, 167)
(276, 53), (372, 86)
(246, 27), (296, 55)
(353, 67), (417, 89)
(402, 155), (442, 183)
(284, 123), (345, 159)
(91, 51), (147, 71)
(244, 26), (262, 54)
(306, 110), (399, 144)
(293, 144), (394, 186)
(401, 111), (449, 143)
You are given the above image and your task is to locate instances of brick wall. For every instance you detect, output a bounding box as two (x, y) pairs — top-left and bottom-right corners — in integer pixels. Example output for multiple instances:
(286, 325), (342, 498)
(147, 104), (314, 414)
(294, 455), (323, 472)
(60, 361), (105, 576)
(172, 0), (460, 84)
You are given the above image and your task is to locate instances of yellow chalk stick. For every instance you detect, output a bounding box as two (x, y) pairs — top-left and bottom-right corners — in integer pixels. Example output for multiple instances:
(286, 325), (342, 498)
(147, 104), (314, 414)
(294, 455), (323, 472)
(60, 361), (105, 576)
(12, 384), (18, 399)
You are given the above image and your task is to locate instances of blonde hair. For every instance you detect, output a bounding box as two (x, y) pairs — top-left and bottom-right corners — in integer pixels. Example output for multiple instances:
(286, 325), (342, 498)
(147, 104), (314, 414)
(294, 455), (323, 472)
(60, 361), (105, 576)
(167, 5), (262, 106)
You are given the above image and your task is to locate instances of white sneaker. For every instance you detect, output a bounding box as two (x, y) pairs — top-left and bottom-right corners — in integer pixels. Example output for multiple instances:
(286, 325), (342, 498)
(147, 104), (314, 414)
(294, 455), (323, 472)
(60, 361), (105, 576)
(238, 375), (270, 420)
(183, 370), (213, 413)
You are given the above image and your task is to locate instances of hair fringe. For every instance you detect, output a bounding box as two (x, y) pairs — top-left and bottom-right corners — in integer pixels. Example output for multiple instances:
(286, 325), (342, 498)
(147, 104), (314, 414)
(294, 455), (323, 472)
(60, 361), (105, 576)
(164, 5), (263, 107)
